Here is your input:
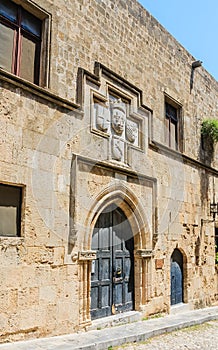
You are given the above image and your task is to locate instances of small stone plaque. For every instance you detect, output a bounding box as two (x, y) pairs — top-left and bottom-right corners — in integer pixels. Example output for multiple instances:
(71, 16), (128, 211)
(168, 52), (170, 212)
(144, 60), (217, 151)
(155, 258), (164, 269)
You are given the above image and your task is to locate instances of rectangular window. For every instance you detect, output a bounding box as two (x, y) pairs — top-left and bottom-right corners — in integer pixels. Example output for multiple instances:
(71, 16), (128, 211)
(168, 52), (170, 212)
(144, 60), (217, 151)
(0, 0), (49, 86)
(0, 184), (23, 237)
(165, 98), (182, 151)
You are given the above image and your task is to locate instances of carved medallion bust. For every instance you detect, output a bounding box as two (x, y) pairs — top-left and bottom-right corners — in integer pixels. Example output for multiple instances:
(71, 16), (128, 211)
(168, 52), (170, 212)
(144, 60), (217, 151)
(110, 98), (126, 135)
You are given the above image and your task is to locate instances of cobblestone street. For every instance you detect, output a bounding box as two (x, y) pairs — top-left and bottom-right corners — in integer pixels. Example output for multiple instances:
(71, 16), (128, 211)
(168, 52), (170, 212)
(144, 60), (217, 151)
(115, 321), (218, 350)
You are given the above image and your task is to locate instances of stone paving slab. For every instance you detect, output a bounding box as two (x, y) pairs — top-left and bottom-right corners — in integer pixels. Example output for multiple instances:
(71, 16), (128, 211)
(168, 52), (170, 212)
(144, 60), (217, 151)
(0, 306), (217, 350)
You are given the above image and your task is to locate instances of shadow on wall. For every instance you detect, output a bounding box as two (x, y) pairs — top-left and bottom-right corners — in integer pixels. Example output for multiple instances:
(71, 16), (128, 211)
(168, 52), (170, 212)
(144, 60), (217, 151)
(199, 135), (214, 206)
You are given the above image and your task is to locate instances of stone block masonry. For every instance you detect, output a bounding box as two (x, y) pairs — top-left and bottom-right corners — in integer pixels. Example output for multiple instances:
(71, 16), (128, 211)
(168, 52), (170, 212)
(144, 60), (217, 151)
(0, 0), (217, 344)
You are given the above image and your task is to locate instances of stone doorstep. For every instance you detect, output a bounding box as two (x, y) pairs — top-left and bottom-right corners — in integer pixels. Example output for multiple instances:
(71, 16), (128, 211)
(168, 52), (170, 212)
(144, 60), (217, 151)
(170, 302), (192, 315)
(86, 310), (142, 331)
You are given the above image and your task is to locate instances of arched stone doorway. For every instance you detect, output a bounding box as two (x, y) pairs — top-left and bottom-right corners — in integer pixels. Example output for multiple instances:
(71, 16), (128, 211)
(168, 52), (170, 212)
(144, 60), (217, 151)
(90, 204), (134, 319)
(77, 183), (153, 327)
(170, 249), (183, 305)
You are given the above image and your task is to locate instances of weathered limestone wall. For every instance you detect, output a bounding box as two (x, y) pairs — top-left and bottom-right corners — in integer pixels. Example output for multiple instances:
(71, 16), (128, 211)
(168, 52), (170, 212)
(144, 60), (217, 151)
(0, 0), (217, 343)
(35, 0), (218, 163)
(0, 82), (82, 341)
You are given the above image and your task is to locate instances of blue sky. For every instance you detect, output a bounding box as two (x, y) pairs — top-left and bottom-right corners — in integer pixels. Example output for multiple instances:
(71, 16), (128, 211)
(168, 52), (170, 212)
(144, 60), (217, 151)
(138, 0), (218, 82)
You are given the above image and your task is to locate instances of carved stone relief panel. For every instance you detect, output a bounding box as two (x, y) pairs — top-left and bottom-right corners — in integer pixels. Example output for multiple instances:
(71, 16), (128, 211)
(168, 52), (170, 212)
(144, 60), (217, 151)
(112, 137), (125, 162)
(90, 86), (145, 164)
(78, 251), (97, 261)
(93, 99), (110, 134)
(110, 98), (126, 136)
(126, 119), (138, 145)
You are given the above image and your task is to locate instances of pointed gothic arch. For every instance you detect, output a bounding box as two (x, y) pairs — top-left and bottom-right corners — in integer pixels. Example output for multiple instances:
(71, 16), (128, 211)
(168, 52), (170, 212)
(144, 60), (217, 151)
(83, 182), (152, 252)
(78, 183), (153, 325)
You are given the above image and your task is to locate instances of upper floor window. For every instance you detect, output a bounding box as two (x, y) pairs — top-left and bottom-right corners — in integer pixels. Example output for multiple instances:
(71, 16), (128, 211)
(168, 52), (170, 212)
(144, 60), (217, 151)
(0, 183), (23, 237)
(164, 98), (182, 151)
(0, 0), (49, 86)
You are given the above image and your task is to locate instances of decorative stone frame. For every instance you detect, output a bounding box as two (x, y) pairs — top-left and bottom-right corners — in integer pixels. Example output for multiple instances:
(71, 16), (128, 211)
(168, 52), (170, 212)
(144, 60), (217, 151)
(69, 155), (157, 327)
(77, 63), (152, 166)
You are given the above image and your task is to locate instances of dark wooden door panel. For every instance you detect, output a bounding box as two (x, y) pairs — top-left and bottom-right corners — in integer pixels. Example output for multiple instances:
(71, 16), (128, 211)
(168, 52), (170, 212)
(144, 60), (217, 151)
(170, 261), (177, 305)
(91, 206), (134, 320)
(170, 249), (183, 305)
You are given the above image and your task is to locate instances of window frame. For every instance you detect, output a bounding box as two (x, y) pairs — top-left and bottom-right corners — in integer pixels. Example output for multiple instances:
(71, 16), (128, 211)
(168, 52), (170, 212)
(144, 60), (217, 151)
(0, 0), (50, 87)
(164, 95), (183, 152)
(0, 183), (24, 237)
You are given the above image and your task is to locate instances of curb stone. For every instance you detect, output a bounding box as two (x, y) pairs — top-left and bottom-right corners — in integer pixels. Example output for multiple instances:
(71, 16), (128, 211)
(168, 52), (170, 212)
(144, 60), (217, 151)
(0, 306), (217, 350)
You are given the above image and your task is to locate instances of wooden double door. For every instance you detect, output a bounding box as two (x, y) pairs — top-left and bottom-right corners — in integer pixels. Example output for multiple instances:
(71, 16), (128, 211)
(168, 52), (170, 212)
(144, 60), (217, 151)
(91, 205), (134, 320)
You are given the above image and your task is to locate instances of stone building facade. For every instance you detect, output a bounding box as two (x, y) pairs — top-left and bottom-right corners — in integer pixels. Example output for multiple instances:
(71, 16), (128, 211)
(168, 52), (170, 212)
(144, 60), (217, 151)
(0, 0), (217, 343)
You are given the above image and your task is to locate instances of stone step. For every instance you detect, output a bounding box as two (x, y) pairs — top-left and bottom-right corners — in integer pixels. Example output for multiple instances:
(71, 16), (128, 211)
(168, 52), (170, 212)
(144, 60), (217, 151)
(86, 310), (142, 331)
(170, 302), (192, 315)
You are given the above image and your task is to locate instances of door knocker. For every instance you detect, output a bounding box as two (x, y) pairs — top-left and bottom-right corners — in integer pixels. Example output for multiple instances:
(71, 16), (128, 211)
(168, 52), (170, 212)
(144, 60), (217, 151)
(113, 267), (123, 282)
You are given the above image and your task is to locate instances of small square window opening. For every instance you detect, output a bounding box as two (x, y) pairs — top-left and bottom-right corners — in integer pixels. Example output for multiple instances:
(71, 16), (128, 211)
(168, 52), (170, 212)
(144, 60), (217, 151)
(0, 183), (23, 237)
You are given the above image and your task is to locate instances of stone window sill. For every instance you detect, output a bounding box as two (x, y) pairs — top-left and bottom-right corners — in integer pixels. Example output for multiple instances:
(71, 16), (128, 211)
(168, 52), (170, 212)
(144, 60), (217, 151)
(149, 140), (183, 158)
(0, 68), (81, 113)
(0, 236), (24, 248)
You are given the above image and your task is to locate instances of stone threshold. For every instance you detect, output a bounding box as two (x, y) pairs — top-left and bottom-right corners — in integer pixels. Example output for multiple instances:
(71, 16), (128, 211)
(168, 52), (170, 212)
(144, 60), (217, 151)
(170, 302), (192, 315)
(86, 310), (142, 331)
